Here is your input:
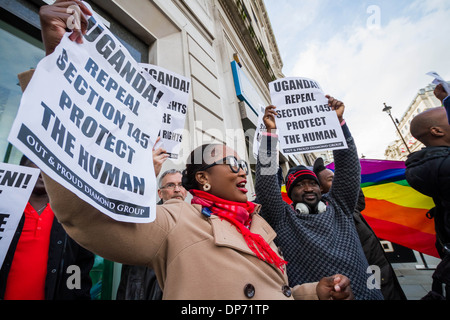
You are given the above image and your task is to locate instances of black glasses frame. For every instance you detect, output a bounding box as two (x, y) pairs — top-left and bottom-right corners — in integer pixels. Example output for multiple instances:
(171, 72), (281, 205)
(199, 156), (249, 175)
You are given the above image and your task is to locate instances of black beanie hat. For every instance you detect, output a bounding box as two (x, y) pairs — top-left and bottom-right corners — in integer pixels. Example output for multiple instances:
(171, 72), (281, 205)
(313, 157), (326, 176)
(285, 165), (320, 200)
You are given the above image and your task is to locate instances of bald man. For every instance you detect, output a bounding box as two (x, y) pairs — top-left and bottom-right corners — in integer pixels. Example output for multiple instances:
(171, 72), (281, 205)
(409, 107), (450, 147)
(405, 106), (450, 300)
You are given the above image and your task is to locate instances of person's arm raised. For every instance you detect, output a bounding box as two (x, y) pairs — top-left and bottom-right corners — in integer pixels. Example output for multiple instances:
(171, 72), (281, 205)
(43, 172), (174, 267)
(37, 1), (167, 267)
(39, 0), (92, 56)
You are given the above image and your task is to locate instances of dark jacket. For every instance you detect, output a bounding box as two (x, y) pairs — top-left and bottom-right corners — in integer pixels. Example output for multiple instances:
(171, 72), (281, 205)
(354, 190), (407, 300)
(116, 265), (162, 300)
(406, 146), (450, 299)
(0, 215), (95, 300)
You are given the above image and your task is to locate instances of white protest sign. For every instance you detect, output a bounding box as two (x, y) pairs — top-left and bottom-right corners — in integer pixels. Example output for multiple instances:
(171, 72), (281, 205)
(8, 10), (173, 223)
(426, 71), (450, 94)
(140, 63), (190, 160)
(269, 77), (347, 154)
(0, 163), (40, 267)
(253, 104), (268, 159)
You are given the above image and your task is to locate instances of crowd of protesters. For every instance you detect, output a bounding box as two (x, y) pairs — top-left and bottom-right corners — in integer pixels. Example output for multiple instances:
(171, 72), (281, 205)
(1, 0), (449, 301)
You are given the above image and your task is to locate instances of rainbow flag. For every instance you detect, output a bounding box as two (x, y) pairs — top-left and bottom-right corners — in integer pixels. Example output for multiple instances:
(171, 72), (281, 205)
(280, 185), (291, 205)
(327, 159), (439, 258)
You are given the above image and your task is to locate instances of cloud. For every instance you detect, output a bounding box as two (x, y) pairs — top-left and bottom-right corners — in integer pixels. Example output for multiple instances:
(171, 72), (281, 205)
(265, 0), (324, 34)
(264, 0), (329, 67)
(287, 1), (450, 159)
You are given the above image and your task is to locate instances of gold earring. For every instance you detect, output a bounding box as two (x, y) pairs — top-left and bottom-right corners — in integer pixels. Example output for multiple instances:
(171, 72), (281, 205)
(203, 183), (211, 191)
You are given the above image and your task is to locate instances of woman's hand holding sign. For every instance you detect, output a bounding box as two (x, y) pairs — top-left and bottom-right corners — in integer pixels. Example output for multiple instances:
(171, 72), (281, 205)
(39, 0), (92, 55)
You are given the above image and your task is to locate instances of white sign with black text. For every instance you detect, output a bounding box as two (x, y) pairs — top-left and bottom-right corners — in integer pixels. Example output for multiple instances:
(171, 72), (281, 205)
(140, 63), (190, 160)
(0, 162), (40, 266)
(269, 77), (347, 155)
(8, 10), (173, 223)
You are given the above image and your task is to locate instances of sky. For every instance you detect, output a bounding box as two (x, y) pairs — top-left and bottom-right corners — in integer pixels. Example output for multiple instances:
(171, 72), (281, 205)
(264, 0), (450, 159)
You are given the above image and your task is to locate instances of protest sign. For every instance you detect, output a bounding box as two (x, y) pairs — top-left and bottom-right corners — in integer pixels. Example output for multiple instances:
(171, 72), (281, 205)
(8, 10), (173, 223)
(253, 104), (270, 159)
(140, 63), (190, 160)
(269, 77), (347, 155)
(427, 71), (450, 94)
(0, 162), (40, 266)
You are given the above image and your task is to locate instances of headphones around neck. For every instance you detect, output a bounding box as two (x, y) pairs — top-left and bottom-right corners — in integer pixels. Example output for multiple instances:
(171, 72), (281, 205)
(295, 201), (327, 215)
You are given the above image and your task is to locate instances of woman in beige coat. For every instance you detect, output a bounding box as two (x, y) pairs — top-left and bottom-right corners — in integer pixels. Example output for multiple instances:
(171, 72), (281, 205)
(33, 0), (354, 300)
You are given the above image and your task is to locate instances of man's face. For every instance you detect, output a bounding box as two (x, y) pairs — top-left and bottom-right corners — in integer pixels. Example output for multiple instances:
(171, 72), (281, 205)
(158, 172), (187, 202)
(317, 169), (334, 194)
(290, 178), (322, 208)
(25, 161), (46, 195)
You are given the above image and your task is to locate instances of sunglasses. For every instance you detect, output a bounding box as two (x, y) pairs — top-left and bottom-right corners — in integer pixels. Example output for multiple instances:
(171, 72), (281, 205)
(200, 156), (249, 175)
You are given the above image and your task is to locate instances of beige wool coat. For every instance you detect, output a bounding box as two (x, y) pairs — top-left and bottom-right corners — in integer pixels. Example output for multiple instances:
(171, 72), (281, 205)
(18, 70), (318, 300)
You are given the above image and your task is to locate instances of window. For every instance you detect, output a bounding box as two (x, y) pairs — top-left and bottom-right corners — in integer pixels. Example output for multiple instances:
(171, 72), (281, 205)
(0, 19), (44, 164)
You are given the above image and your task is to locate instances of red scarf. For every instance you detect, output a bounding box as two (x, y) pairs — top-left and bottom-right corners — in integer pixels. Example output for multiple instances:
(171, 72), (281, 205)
(191, 189), (287, 272)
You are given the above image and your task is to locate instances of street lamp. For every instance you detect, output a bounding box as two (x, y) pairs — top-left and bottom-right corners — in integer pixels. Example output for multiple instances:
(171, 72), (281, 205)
(382, 103), (433, 270)
(382, 103), (411, 154)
